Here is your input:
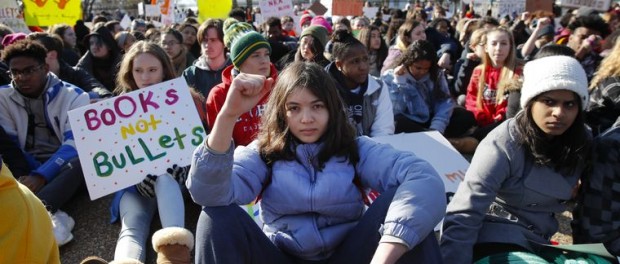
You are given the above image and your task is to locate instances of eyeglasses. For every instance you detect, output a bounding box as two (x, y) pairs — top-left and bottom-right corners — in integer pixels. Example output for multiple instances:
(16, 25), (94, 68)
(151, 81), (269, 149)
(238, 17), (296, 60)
(160, 40), (180, 47)
(7, 64), (45, 79)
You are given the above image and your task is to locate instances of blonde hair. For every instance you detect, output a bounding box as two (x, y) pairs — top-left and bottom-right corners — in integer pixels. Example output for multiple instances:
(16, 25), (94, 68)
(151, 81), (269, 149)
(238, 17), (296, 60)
(476, 27), (520, 109)
(468, 28), (488, 47)
(590, 35), (620, 90)
(114, 41), (176, 94)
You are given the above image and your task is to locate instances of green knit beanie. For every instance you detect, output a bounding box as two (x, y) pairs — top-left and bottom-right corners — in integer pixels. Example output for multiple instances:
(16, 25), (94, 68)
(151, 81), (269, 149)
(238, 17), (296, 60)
(223, 18), (271, 69)
(300, 25), (329, 48)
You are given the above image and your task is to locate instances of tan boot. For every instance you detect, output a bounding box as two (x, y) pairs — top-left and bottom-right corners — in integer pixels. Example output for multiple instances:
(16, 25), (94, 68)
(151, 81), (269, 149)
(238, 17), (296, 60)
(152, 227), (194, 264)
(109, 258), (144, 264)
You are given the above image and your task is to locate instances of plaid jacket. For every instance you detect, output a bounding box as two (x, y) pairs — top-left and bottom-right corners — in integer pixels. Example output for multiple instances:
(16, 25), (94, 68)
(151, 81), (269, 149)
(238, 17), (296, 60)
(573, 126), (620, 256)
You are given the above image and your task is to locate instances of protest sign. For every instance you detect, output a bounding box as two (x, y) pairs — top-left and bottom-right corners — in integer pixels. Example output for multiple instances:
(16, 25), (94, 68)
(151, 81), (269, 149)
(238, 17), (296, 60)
(559, 0), (611, 11)
(0, 0), (30, 33)
(309, 1), (329, 16)
(373, 131), (469, 207)
(68, 78), (206, 200)
(332, 0), (363, 16)
(120, 14), (132, 30)
(198, 0), (232, 20)
(144, 4), (161, 17)
(373, 131), (470, 230)
(363, 7), (379, 19)
(526, 0), (554, 13)
(497, 0), (525, 18)
(23, 0), (81, 27)
(259, 0), (295, 20)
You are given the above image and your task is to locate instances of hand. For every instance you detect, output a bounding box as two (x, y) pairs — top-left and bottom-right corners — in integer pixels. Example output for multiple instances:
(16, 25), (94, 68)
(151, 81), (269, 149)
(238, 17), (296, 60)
(18, 175), (46, 193)
(520, 11), (530, 22)
(136, 174), (157, 198)
(166, 164), (188, 185)
(438, 53), (452, 70)
(220, 73), (274, 119)
(394, 65), (406, 76)
(466, 52), (479, 60)
(537, 17), (551, 27)
(370, 242), (408, 264)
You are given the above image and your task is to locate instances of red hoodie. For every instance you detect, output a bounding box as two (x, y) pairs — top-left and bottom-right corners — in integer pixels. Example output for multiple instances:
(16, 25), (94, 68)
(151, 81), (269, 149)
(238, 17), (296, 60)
(465, 65), (521, 127)
(206, 64), (278, 146)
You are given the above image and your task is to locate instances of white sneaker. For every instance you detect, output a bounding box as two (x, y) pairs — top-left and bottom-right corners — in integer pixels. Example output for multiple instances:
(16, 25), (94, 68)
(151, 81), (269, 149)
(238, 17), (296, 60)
(54, 210), (75, 231)
(50, 212), (73, 246)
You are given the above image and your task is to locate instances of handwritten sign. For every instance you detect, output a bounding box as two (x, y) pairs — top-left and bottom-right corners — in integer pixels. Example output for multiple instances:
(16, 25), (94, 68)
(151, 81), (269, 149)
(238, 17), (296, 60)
(68, 78), (206, 200)
(0, 0), (30, 33)
(259, 0), (294, 21)
(332, 0), (363, 16)
(23, 0), (82, 27)
(559, 0), (611, 11)
(497, 0), (525, 18)
(198, 0), (232, 20)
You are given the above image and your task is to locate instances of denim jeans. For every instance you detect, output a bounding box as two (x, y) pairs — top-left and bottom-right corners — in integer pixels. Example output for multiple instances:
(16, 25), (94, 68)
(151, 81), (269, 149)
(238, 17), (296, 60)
(195, 188), (443, 264)
(114, 173), (185, 262)
(36, 157), (84, 213)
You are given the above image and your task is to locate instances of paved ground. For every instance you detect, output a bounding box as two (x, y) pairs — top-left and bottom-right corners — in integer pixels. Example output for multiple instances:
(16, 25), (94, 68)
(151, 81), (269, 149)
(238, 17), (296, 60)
(59, 190), (202, 264)
(58, 188), (577, 264)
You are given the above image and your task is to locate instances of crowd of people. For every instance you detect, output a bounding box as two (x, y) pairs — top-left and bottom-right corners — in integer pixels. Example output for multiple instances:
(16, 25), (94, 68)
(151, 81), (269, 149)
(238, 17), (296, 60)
(1, 1), (620, 264)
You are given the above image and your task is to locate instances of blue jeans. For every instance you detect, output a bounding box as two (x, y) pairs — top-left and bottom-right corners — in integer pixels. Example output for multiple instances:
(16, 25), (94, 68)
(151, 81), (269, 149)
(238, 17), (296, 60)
(195, 188), (443, 264)
(114, 174), (185, 262)
(36, 157), (84, 213)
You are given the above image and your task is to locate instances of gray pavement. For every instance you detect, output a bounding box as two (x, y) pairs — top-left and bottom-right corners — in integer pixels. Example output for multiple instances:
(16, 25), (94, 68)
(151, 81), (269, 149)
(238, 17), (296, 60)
(59, 191), (201, 264)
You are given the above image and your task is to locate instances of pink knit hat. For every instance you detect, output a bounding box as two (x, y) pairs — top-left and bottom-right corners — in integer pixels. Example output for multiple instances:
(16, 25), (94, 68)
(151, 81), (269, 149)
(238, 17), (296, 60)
(2, 33), (27, 47)
(310, 16), (332, 34)
(300, 13), (313, 29)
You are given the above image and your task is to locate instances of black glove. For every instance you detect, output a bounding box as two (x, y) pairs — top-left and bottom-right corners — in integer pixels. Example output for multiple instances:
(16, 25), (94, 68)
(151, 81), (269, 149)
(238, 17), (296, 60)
(136, 174), (157, 198)
(167, 164), (189, 185)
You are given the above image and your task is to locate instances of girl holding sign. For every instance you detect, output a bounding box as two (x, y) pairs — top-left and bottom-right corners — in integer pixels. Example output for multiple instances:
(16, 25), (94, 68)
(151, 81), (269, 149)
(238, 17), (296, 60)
(187, 61), (446, 263)
(440, 56), (599, 263)
(109, 41), (194, 264)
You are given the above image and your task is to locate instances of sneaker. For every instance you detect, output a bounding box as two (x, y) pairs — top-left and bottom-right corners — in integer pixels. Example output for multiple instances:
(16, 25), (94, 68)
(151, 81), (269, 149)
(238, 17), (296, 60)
(54, 210), (75, 231)
(51, 212), (74, 246)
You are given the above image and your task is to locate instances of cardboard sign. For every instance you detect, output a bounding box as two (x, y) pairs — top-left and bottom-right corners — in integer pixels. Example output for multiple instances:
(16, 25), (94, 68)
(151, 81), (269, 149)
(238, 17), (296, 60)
(526, 0), (554, 13)
(559, 0), (611, 11)
(308, 1), (328, 16)
(0, 0), (30, 33)
(68, 78), (206, 200)
(332, 0), (363, 16)
(259, 0), (295, 21)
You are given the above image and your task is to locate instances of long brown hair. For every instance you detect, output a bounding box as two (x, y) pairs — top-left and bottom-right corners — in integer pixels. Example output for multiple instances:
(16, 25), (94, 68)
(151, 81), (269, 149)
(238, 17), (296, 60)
(257, 62), (359, 169)
(114, 40), (176, 94)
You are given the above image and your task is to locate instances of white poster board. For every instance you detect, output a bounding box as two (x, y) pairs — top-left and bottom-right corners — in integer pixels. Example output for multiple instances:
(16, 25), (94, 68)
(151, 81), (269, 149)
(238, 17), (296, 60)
(373, 131), (469, 206)
(0, 0), (30, 33)
(68, 78), (206, 200)
(373, 131), (470, 231)
(120, 14), (131, 30)
(259, 0), (295, 21)
(363, 7), (379, 19)
(560, 0), (611, 11)
(497, 0), (525, 18)
(145, 4), (161, 17)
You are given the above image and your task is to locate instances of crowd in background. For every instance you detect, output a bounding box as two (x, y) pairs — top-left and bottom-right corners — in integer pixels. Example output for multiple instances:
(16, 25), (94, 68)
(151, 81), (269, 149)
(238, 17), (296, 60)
(1, 1), (620, 263)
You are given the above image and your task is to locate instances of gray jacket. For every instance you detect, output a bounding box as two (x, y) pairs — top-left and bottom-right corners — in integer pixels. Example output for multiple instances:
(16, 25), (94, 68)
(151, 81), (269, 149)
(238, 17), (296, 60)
(440, 119), (583, 264)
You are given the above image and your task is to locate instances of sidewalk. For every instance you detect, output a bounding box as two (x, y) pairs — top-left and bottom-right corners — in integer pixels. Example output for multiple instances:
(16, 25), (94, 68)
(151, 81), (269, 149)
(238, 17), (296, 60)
(59, 191), (201, 264)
